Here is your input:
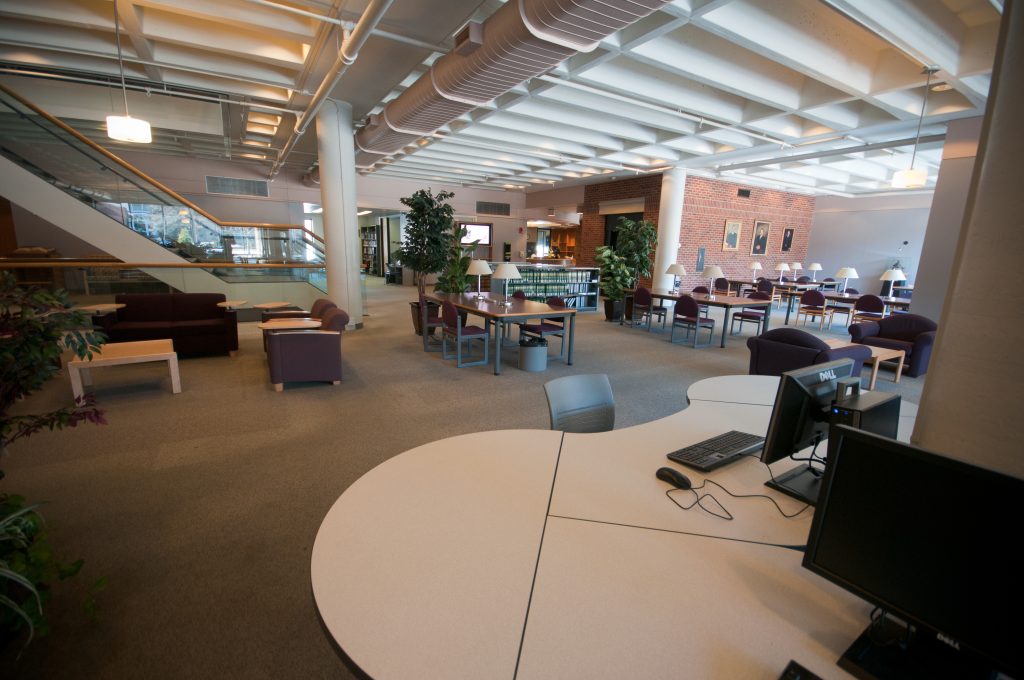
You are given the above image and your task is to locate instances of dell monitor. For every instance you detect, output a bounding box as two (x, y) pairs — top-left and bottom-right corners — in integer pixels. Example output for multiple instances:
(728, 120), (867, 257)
(804, 425), (1023, 679)
(761, 359), (858, 505)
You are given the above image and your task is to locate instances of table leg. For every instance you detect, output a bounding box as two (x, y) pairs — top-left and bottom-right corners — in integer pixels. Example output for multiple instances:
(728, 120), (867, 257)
(868, 358), (880, 390)
(69, 365), (84, 402)
(567, 312), (575, 365)
(761, 303), (771, 332)
(894, 353), (905, 383)
(495, 315), (503, 376)
(168, 355), (182, 393)
(720, 309), (731, 348)
(784, 294), (795, 325)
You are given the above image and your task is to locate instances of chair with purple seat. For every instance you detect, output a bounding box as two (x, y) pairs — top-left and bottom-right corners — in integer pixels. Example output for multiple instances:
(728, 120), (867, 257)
(691, 285), (711, 318)
(630, 286), (665, 331)
(714, 277), (730, 296)
(670, 294), (715, 348)
(441, 299), (489, 368)
(746, 327), (871, 377)
(267, 307), (350, 391)
(518, 296), (568, 357)
(851, 294), (886, 324)
(261, 298), (335, 322)
(796, 276), (811, 283)
(849, 313), (937, 377)
(730, 291), (771, 335)
(796, 289), (834, 330)
(418, 279), (444, 352)
(756, 278), (782, 309)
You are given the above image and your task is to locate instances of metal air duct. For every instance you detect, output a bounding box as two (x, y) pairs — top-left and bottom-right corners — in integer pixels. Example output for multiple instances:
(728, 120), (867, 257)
(354, 0), (670, 168)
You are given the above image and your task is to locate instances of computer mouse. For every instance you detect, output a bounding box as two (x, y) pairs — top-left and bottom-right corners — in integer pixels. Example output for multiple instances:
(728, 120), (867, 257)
(656, 467), (692, 490)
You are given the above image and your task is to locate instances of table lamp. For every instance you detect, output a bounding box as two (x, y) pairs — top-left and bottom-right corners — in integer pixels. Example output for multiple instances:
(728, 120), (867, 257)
(666, 263), (687, 293)
(790, 263), (803, 278)
(807, 263), (822, 281)
(704, 265), (724, 297)
(836, 267), (859, 293)
(749, 261), (762, 282)
(775, 262), (790, 283)
(492, 263), (522, 307)
(467, 260), (492, 299)
(880, 268), (906, 298)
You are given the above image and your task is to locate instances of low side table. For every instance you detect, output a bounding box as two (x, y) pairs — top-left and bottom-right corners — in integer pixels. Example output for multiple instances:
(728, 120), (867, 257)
(825, 339), (906, 390)
(257, 319), (321, 330)
(67, 339), (181, 401)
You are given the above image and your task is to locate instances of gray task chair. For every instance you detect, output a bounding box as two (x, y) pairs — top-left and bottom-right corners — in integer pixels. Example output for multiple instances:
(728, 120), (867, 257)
(543, 374), (615, 433)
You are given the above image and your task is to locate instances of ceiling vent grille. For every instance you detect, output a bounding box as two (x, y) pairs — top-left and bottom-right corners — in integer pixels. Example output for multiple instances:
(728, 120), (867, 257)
(205, 176), (270, 197)
(477, 201), (511, 216)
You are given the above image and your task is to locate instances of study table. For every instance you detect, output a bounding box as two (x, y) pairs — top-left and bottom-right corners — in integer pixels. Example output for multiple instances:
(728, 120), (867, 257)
(627, 289), (772, 348)
(312, 375), (917, 679)
(427, 292), (576, 375)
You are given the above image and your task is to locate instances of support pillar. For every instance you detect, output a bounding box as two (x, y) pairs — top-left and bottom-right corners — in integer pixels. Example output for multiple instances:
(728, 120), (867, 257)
(652, 167), (686, 291)
(316, 99), (363, 328)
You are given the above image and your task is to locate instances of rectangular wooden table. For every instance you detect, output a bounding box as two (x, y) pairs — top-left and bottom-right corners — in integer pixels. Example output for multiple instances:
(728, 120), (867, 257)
(428, 293), (576, 375)
(634, 289), (772, 348)
(824, 338), (906, 389)
(67, 339), (181, 400)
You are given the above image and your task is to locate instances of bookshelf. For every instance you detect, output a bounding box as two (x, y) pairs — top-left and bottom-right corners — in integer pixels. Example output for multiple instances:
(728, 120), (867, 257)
(487, 264), (599, 311)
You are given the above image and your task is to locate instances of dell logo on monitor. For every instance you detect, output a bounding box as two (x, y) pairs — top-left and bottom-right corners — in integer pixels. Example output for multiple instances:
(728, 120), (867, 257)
(819, 369), (837, 381)
(937, 633), (961, 650)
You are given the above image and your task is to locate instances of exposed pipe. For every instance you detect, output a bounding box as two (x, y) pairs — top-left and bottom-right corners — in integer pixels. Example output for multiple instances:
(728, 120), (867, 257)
(269, 0), (394, 178)
(712, 133), (946, 172)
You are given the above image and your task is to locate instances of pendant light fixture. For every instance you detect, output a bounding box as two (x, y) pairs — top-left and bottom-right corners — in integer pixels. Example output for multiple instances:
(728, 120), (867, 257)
(892, 66), (938, 189)
(106, 1), (152, 144)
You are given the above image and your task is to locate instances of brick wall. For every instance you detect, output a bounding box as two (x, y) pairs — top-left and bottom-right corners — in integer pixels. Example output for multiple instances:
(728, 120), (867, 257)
(580, 174), (816, 290)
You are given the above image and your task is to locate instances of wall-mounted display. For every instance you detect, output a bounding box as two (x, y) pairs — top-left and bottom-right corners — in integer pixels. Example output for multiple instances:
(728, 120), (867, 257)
(751, 221), (771, 255)
(722, 219), (742, 251)
(781, 227), (794, 252)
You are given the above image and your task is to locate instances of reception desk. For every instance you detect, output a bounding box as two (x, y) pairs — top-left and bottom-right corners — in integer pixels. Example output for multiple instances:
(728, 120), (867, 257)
(312, 376), (918, 679)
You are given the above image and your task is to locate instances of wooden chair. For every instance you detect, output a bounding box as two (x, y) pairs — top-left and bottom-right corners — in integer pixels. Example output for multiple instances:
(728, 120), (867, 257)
(851, 294), (886, 324)
(756, 279), (782, 309)
(796, 289), (834, 330)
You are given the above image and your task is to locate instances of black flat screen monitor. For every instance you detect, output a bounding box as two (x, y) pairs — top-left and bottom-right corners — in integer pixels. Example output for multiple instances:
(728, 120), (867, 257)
(760, 358), (855, 505)
(804, 425), (1023, 679)
(460, 223), (491, 245)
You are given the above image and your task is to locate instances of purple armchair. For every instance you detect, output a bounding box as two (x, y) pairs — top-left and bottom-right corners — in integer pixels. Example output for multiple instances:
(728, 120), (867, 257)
(849, 313), (937, 377)
(267, 307), (350, 391)
(747, 327), (871, 377)
(261, 298), (336, 322)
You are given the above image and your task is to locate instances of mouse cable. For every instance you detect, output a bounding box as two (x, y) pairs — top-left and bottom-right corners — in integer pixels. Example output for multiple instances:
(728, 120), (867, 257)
(697, 479), (811, 519)
(665, 487), (734, 521)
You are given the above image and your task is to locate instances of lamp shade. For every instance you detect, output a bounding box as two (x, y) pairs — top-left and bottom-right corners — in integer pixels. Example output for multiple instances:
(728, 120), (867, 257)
(880, 268), (907, 282)
(749, 261), (763, 271)
(703, 265), (724, 280)
(492, 263), (522, 280)
(836, 267), (859, 279)
(807, 263), (822, 271)
(892, 167), (927, 189)
(790, 262), (803, 270)
(774, 262), (790, 272)
(106, 115), (152, 144)
(467, 260), (492, 276)
(666, 263), (687, 277)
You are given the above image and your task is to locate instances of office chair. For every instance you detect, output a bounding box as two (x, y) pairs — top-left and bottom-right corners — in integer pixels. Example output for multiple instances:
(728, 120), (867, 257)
(543, 374), (615, 433)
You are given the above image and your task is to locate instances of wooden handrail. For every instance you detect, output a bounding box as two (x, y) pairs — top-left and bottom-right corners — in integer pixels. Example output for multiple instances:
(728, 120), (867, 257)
(0, 82), (324, 246)
(0, 260), (323, 269)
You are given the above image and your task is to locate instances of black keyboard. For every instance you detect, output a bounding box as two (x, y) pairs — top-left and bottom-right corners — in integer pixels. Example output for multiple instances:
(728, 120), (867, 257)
(667, 430), (765, 472)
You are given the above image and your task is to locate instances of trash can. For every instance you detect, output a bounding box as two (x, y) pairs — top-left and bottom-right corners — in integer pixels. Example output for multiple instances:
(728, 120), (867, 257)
(519, 337), (548, 372)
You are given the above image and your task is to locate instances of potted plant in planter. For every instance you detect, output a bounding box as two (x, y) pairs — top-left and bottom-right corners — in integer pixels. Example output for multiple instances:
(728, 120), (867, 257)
(610, 216), (658, 321)
(435, 224), (478, 295)
(595, 245), (631, 321)
(396, 188), (455, 334)
(1, 272), (107, 652)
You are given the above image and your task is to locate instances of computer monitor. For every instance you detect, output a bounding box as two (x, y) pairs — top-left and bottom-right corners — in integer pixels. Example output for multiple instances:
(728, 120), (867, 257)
(804, 425), (1023, 679)
(460, 223), (491, 245)
(760, 358), (857, 505)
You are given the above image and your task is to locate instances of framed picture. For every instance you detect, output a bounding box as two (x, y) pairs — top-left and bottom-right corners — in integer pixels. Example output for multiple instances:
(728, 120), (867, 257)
(781, 228), (794, 252)
(751, 220), (771, 255)
(696, 247), (706, 273)
(722, 220), (742, 251)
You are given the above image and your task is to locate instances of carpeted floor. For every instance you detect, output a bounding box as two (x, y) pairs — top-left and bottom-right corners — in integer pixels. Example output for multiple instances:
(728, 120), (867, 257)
(0, 279), (923, 678)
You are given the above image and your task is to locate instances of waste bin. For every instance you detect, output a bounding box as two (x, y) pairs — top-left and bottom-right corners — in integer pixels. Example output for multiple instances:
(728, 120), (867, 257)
(519, 337), (548, 372)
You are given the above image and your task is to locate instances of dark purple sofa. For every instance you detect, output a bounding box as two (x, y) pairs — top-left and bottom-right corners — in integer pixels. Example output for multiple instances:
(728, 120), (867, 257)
(849, 313), (937, 377)
(747, 327), (872, 377)
(92, 293), (238, 356)
(267, 307), (350, 390)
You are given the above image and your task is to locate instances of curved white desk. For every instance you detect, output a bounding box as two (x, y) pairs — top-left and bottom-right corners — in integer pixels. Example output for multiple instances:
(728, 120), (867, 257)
(313, 377), (918, 679)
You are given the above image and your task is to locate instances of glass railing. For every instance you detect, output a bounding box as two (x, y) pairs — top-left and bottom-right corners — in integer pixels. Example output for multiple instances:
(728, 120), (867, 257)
(0, 83), (325, 289)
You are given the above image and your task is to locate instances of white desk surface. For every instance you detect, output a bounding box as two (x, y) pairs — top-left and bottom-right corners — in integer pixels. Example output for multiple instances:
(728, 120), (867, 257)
(312, 377), (920, 679)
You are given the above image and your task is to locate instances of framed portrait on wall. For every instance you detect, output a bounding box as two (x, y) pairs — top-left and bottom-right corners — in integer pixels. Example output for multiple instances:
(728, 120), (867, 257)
(781, 228), (795, 252)
(722, 220), (742, 251)
(751, 221), (771, 255)
(696, 247), (706, 273)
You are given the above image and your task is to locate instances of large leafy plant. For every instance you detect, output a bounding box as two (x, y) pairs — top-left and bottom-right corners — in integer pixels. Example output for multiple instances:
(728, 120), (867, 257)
(595, 245), (632, 302)
(435, 224), (478, 294)
(397, 188), (455, 283)
(613, 216), (658, 287)
(1, 272), (106, 651)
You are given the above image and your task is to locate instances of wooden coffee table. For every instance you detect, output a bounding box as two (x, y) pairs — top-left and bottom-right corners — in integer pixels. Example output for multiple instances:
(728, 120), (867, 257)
(825, 339), (905, 389)
(67, 339), (181, 401)
(256, 318), (321, 330)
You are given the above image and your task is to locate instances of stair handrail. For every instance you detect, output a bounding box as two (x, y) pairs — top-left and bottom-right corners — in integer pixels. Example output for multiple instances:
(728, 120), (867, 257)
(0, 82), (324, 245)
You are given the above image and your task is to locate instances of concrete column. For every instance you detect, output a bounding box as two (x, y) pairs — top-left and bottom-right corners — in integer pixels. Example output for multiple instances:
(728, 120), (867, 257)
(316, 99), (363, 328)
(652, 167), (686, 291)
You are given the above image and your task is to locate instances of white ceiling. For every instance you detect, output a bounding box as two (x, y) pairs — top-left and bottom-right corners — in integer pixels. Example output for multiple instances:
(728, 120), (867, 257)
(0, 0), (1002, 196)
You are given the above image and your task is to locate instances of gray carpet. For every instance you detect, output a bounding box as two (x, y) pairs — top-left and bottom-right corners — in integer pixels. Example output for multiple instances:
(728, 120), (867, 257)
(0, 280), (923, 678)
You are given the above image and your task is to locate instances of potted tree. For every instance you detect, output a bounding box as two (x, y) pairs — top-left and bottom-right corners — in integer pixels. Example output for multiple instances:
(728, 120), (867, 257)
(1, 272), (106, 652)
(595, 245), (631, 321)
(611, 216), (657, 322)
(396, 188), (455, 334)
(435, 223), (478, 295)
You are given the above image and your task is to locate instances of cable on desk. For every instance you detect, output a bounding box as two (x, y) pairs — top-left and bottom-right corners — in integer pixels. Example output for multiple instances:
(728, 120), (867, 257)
(666, 479), (812, 521)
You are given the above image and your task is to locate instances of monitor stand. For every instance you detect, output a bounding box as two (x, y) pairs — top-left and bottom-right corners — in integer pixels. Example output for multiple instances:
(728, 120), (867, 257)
(765, 463), (823, 506)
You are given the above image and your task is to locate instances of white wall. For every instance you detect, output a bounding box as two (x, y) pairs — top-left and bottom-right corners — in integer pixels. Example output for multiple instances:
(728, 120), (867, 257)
(806, 193), (932, 293)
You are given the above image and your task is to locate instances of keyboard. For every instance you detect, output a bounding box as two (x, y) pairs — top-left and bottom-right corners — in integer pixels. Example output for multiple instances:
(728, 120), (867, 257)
(667, 430), (765, 472)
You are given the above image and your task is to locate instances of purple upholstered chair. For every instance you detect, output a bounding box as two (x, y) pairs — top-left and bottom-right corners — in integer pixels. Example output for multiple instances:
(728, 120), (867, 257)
(261, 298), (335, 322)
(512, 290), (527, 300)
(670, 295), (715, 348)
(441, 299), (489, 368)
(630, 286), (665, 331)
(849, 313), (937, 377)
(418, 279), (444, 352)
(267, 307), (350, 391)
(851, 294), (886, 324)
(691, 285), (711, 318)
(796, 289), (833, 330)
(746, 327), (871, 377)
(519, 296), (568, 357)
(796, 276), (811, 283)
(730, 291), (771, 335)
(713, 277), (730, 295)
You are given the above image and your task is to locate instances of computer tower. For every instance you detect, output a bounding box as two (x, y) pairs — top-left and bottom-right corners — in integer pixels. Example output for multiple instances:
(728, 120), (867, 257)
(830, 392), (901, 439)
